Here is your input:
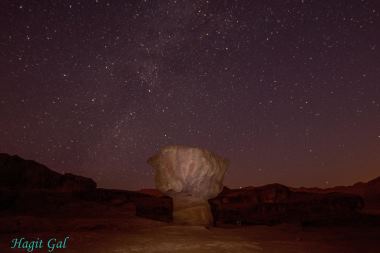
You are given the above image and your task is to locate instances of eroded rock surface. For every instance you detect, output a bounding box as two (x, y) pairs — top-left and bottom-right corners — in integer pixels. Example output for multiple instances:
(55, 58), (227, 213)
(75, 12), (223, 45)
(148, 145), (228, 226)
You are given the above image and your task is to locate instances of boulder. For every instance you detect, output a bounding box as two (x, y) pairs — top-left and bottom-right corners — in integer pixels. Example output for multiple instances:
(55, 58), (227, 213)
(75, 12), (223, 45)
(148, 145), (228, 226)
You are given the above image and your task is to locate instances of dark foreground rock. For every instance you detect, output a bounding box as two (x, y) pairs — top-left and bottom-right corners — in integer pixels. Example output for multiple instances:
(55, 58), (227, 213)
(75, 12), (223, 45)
(209, 184), (364, 226)
(0, 188), (172, 223)
(81, 188), (172, 222)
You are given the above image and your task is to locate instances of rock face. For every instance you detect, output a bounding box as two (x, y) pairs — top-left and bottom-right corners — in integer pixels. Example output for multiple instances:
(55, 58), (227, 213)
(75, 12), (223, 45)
(147, 145), (228, 226)
(0, 153), (96, 191)
(295, 176), (380, 208)
(209, 184), (364, 226)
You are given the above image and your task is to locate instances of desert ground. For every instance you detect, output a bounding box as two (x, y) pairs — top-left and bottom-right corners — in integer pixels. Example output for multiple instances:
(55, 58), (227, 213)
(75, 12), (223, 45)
(1, 214), (380, 253)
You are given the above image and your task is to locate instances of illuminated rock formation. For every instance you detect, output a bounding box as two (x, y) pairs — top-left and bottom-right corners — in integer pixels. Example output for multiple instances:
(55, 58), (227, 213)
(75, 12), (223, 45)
(147, 145), (228, 226)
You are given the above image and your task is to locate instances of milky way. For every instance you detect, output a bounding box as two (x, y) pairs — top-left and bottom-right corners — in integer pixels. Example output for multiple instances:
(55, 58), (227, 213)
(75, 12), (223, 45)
(1, 0), (379, 189)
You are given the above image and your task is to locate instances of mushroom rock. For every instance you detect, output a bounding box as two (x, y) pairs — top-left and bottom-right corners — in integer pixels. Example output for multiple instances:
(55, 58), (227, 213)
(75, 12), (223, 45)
(147, 145), (228, 226)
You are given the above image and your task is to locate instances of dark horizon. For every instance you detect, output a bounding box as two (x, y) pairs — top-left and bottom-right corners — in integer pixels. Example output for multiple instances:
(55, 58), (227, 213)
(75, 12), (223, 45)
(1, 0), (379, 190)
(1, 151), (379, 191)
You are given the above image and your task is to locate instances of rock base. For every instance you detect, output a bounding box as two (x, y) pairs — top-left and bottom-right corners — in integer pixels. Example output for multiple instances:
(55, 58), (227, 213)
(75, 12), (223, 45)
(171, 194), (213, 226)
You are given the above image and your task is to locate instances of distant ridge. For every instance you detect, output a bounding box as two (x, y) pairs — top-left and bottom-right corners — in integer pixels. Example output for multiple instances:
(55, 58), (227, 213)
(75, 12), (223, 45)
(1, 152), (379, 205)
(292, 176), (380, 205)
(0, 153), (96, 191)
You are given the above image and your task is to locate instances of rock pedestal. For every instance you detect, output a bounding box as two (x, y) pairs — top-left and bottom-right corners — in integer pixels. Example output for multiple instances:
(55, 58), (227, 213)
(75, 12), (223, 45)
(147, 145), (228, 226)
(169, 193), (213, 225)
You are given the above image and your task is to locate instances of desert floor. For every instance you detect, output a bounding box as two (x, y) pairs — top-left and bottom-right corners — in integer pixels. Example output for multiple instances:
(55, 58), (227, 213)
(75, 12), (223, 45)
(1, 215), (379, 253)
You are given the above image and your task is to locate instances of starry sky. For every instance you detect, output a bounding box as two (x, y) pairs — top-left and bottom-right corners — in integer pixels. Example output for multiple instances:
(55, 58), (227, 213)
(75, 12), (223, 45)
(0, 0), (379, 190)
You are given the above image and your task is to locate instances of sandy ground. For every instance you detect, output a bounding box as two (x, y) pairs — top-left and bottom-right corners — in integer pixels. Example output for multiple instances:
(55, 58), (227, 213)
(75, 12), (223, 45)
(1, 216), (379, 253)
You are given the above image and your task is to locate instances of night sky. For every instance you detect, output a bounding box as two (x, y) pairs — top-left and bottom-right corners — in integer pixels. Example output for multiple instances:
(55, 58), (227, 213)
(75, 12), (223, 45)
(1, 0), (379, 190)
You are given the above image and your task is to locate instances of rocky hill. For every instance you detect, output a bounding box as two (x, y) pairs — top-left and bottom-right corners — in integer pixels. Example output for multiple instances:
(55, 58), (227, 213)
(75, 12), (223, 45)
(294, 177), (380, 206)
(0, 153), (96, 191)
